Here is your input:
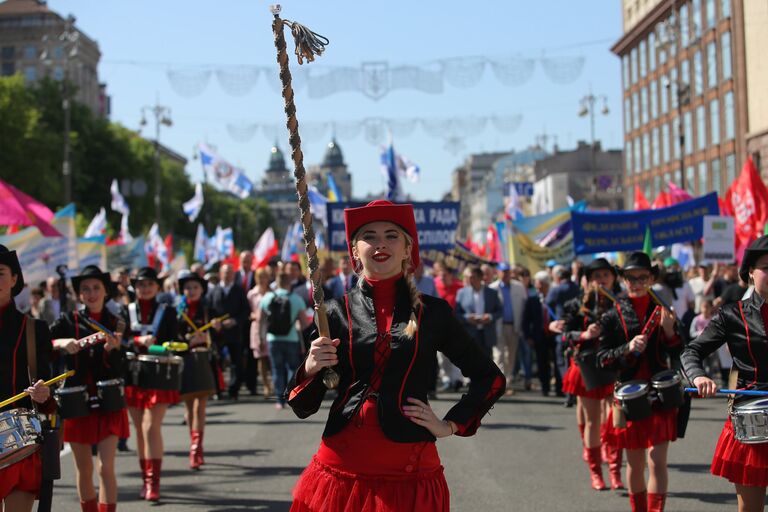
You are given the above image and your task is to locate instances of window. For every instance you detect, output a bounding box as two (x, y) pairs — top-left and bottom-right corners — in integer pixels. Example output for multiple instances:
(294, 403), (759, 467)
(710, 98), (720, 144)
(23, 66), (36, 81)
(692, 0), (702, 40)
(632, 92), (640, 130)
(674, 169), (683, 186)
(645, 184), (652, 204)
(53, 66), (63, 80)
(724, 91), (735, 140)
(624, 97), (632, 132)
(643, 133), (650, 170)
(722, 31), (732, 80)
(654, 175), (661, 197)
(652, 127), (660, 167)
(706, 0), (716, 29)
(1, 46), (13, 60)
(698, 162), (708, 194)
(681, 59), (691, 95)
(680, 4), (689, 47)
(1, 62), (14, 76)
(630, 47), (638, 85)
(711, 158), (721, 194)
(696, 105), (706, 151)
(623, 54), (630, 89)
(648, 32), (656, 72)
(626, 141), (633, 174)
(721, 0), (730, 19)
(673, 119), (681, 159)
(670, 68), (679, 109)
(686, 166), (696, 192)
(23, 45), (36, 60)
(650, 80), (658, 119)
(658, 22), (669, 64)
(684, 111), (693, 155)
(725, 153), (736, 185)
(694, 50), (703, 96)
(639, 40), (647, 78)
(706, 41), (717, 89)
(52, 45), (64, 60)
(660, 74), (669, 114)
(635, 138), (642, 174)
(662, 123), (671, 163)
(641, 87), (648, 124)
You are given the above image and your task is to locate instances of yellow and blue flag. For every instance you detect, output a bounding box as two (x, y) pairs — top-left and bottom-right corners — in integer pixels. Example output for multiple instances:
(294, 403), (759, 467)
(327, 174), (342, 202)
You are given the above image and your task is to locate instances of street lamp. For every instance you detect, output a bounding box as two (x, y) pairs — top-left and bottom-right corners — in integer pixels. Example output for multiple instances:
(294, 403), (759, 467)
(40, 14), (80, 205)
(139, 104), (173, 229)
(578, 89), (609, 147)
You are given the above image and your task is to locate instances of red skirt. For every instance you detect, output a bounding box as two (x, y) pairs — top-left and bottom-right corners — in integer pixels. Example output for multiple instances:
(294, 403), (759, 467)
(562, 360), (613, 399)
(711, 418), (768, 486)
(125, 386), (179, 409)
(0, 452), (41, 499)
(291, 401), (449, 512)
(604, 407), (677, 450)
(63, 409), (130, 444)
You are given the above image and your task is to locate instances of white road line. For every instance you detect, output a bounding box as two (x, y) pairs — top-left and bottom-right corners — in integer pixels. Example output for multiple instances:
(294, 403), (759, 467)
(61, 442), (71, 458)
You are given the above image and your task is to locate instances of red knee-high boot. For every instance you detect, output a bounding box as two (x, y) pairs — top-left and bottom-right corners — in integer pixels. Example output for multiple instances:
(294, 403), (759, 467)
(190, 430), (202, 470)
(630, 491), (648, 512)
(146, 458), (162, 502)
(80, 499), (98, 512)
(138, 459), (148, 499)
(197, 429), (205, 466)
(648, 493), (666, 512)
(578, 423), (587, 461)
(585, 446), (607, 491)
(98, 504), (117, 512)
(605, 443), (624, 489)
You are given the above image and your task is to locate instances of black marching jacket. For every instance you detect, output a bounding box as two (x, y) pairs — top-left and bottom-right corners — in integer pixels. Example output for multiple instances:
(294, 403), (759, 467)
(682, 292), (768, 391)
(597, 297), (683, 382)
(126, 299), (178, 351)
(50, 307), (127, 390)
(286, 278), (505, 443)
(0, 304), (55, 414)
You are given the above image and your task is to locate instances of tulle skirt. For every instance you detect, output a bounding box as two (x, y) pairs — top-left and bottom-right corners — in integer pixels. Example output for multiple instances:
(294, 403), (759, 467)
(711, 418), (768, 486)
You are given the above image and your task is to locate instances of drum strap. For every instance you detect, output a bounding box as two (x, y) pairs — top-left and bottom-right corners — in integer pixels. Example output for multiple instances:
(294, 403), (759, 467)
(727, 366), (739, 415)
(25, 315), (37, 397)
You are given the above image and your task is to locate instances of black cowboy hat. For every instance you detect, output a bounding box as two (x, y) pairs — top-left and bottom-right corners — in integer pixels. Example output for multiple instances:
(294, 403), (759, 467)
(584, 257), (618, 280)
(177, 269), (208, 294)
(130, 266), (164, 287)
(620, 252), (659, 277)
(71, 265), (116, 298)
(740, 235), (768, 283)
(0, 244), (24, 296)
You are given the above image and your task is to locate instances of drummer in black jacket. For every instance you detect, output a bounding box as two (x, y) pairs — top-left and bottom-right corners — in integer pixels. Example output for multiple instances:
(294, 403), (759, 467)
(51, 265), (127, 512)
(0, 245), (55, 512)
(597, 252), (681, 512)
(683, 235), (768, 512)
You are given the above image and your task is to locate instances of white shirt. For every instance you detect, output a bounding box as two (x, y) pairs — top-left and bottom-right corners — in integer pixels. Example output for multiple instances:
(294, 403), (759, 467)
(671, 281), (695, 318)
(472, 288), (484, 316)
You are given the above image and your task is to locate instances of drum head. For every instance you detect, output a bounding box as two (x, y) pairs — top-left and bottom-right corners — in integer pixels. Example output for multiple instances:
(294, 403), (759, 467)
(55, 385), (87, 395)
(651, 370), (681, 389)
(736, 397), (768, 411)
(616, 381), (648, 400)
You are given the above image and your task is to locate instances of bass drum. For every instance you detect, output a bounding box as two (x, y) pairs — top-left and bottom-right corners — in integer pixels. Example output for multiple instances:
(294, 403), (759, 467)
(180, 349), (216, 399)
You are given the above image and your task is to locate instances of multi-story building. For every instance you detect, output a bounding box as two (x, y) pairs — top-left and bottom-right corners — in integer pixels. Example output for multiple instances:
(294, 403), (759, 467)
(613, 0), (768, 206)
(450, 151), (509, 239)
(0, 0), (107, 115)
(259, 144), (298, 238)
(307, 139), (353, 201)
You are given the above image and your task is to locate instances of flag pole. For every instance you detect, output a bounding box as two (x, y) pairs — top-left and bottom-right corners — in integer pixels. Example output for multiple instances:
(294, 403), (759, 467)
(270, 5), (338, 389)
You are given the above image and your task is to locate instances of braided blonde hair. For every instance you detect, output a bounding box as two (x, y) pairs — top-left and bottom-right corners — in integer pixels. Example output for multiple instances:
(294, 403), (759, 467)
(351, 227), (421, 339)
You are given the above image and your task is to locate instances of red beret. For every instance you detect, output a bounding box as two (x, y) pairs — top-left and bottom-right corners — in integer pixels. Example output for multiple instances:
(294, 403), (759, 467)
(344, 200), (420, 271)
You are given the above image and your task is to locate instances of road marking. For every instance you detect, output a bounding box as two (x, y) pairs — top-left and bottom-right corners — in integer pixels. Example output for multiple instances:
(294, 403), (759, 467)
(61, 443), (71, 458)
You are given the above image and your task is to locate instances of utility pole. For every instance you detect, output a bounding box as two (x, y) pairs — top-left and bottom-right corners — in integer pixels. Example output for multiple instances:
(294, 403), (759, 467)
(139, 104), (173, 229)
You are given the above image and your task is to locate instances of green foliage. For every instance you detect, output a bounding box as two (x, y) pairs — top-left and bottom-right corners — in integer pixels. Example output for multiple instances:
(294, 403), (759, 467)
(0, 75), (274, 250)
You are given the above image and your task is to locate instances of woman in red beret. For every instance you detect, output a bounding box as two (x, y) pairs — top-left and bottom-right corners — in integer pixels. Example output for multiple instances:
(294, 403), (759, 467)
(286, 200), (505, 512)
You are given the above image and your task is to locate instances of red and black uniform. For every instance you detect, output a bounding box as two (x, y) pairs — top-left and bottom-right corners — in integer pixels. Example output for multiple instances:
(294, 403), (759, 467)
(51, 307), (129, 445)
(177, 299), (215, 399)
(125, 298), (179, 408)
(682, 291), (768, 486)
(561, 295), (615, 399)
(597, 295), (682, 450)
(0, 303), (55, 499)
(287, 275), (505, 512)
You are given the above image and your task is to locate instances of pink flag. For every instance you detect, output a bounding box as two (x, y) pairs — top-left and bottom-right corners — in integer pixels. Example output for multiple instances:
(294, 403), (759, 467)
(667, 181), (693, 204)
(0, 179), (61, 236)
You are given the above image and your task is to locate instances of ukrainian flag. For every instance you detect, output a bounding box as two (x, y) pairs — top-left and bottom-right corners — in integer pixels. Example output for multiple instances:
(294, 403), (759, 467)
(327, 174), (342, 202)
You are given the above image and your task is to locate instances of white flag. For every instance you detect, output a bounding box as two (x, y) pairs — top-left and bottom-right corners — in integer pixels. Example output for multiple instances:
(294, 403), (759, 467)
(307, 185), (328, 227)
(119, 213), (134, 243)
(84, 207), (107, 238)
(198, 143), (254, 199)
(253, 227), (277, 268)
(110, 179), (130, 215)
(183, 183), (204, 222)
(193, 224), (208, 263)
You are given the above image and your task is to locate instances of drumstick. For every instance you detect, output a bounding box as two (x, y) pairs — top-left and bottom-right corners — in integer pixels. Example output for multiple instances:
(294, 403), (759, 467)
(81, 317), (114, 337)
(181, 312), (201, 333)
(0, 370), (76, 410)
(597, 286), (617, 303)
(684, 387), (768, 397)
(196, 314), (230, 333)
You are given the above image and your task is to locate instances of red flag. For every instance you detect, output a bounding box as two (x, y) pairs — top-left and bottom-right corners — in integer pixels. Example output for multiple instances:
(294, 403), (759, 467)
(725, 156), (768, 253)
(667, 181), (693, 204)
(486, 225), (502, 262)
(164, 234), (174, 264)
(253, 227), (278, 268)
(651, 191), (672, 209)
(718, 196), (733, 217)
(634, 186), (650, 210)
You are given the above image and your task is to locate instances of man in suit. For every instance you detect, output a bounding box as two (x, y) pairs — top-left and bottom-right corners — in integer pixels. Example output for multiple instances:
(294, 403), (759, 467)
(326, 255), (358, 300)
(489, 263), (527, 394)
(208, 263), (251, 400)
(234, 250), (259, 393)
(234, 250), (256, 292)
(455, 266), (502, 359)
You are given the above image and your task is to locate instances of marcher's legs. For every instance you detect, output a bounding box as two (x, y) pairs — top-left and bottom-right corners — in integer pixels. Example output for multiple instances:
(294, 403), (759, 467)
(96, 435), (119, 504)
(734, 484), (767, 512)
(70, 442), (97, 502)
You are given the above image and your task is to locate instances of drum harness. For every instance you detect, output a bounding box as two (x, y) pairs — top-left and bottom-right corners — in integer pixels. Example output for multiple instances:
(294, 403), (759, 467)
(128, 302), (165, 339)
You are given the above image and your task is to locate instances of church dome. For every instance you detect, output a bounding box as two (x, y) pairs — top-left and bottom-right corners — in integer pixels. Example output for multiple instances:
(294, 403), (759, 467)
(268, 144), (287, 173)
(322, 139), (345, 168)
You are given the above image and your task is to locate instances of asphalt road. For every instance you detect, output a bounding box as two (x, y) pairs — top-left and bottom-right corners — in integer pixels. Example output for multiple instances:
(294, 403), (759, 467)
(49, 388), (740, 511)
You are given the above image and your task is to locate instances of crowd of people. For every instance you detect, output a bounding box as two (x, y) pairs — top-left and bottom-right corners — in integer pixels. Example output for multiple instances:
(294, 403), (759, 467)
(2, 202), (768, 511)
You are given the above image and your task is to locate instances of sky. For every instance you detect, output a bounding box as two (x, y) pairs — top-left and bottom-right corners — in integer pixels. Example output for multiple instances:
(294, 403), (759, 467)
(46, 0), (625, 202)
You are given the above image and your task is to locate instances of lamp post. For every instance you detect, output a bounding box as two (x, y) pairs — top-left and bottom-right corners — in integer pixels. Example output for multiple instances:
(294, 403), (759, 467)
(41, 15), (79, 205)
(139, 104), (173, 229)
(578, 88), (609, 147)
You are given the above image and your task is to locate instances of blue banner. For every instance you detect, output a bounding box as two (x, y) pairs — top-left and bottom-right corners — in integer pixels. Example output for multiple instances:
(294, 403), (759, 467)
(327, 202), (460, 252)
(572, 192), (720, 255)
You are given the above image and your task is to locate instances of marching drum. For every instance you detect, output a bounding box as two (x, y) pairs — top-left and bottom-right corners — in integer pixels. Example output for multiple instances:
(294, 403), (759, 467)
(137, 354), (183, 391)
(731, 397), (768, 444)
(180, 349), (215, 398)
(124, 351), (138, 387)
(0, 408), (42, 470)
(615, 380), (652, 422)
(54, 385), (90, 419)
(575, 347), (616, 391)
(650, 370), (684, 410)
(96, 378), (126, 412)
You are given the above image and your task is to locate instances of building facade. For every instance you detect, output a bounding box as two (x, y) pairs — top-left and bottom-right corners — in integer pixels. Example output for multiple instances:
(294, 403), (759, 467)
(307, 139), (353, 201)
(613, 0), (768, 206)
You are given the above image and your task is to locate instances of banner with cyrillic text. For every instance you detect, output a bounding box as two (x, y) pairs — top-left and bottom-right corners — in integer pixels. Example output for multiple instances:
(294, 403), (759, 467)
(571, 192), (719, 255)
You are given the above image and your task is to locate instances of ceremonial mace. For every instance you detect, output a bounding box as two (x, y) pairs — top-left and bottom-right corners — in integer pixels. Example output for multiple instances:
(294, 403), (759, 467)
(270, 5), (339, 389)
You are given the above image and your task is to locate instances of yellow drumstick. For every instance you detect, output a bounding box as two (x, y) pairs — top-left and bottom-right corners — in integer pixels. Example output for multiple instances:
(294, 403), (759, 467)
(196, 314), (230, 333)
(181, 312), (201, 333)
(0, 370), (76, 410)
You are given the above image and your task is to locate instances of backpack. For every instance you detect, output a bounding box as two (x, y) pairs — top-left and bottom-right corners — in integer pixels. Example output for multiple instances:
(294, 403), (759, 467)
(266, 294), (294, 335)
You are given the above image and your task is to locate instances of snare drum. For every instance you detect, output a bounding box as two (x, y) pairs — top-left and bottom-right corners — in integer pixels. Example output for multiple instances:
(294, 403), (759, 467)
(575, 347), (617, 391)
(96, 379), (126, 412)
(137, 354), (183, 391)
(54, 385), (90, 419)
(0, 408), (42, 470)
(731, 397), (768, 444)
(615, 380), (652, 422)
(651, 370), (684, 410)
(124, 351), (138, 387)
(180, 349), (215, 398)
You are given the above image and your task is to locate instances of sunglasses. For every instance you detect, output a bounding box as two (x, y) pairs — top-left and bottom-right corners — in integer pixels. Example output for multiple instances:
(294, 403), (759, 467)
(624, 274), (652, 285)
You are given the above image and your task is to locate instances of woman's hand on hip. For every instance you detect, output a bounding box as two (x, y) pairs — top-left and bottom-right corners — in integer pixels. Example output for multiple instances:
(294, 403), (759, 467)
(304, 336), (340, 378)
(402, 397), (455, 438)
